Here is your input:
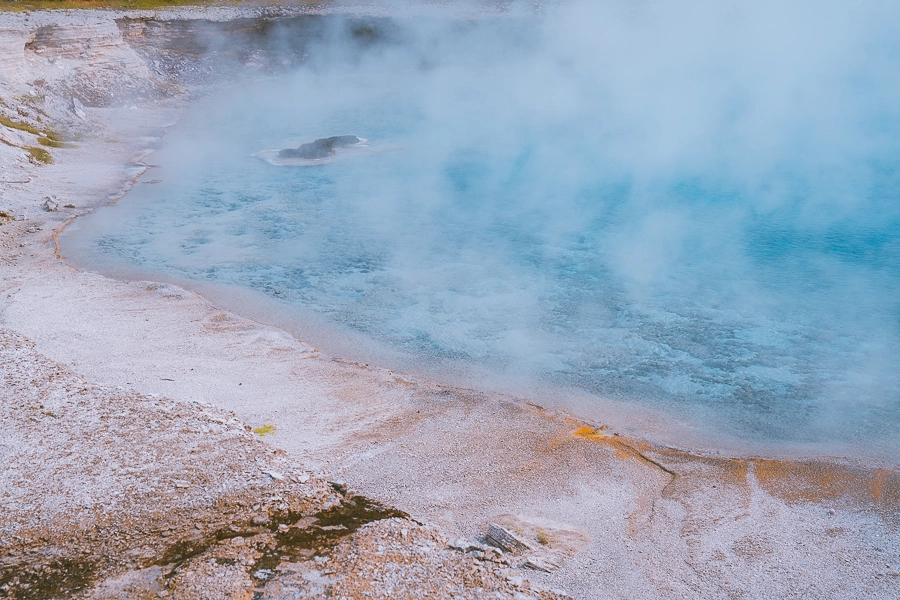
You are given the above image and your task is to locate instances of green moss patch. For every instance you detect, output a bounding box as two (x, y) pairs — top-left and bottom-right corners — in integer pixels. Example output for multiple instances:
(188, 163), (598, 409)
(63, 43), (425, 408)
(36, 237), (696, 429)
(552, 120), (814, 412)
(26, 146), (53, 164)
(1, 115), (68, 147)
(38, 135), (70, 148)
(0, 114), (41, 136)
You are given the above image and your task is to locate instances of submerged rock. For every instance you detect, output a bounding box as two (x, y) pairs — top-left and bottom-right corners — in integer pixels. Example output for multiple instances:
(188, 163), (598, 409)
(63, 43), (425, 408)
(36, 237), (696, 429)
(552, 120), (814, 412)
(278, 135), (363, 160)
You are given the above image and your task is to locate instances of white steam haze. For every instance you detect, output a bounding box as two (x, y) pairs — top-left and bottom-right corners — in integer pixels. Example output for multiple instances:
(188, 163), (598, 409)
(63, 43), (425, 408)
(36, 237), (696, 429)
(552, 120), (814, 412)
(63, 0), (900, 459)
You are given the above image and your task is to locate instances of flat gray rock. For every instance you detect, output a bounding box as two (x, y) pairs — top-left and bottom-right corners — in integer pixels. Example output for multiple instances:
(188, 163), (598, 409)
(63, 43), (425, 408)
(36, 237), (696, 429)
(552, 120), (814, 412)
(254, 136), (368, 166)
(278, 135), (363, 159)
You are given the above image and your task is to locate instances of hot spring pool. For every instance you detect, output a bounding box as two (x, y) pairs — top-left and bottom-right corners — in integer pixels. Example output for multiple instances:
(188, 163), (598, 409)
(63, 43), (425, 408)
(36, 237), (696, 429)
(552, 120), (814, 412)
(62, 3), (900, 461)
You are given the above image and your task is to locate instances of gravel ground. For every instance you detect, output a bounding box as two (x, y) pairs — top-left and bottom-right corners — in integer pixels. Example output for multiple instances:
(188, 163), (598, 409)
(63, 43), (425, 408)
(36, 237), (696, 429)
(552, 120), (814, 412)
(0, 327), (568, 600)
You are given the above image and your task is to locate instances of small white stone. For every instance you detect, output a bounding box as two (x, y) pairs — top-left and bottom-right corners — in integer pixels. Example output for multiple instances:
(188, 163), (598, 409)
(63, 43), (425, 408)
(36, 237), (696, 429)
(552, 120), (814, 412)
(72, 97), (87, 120)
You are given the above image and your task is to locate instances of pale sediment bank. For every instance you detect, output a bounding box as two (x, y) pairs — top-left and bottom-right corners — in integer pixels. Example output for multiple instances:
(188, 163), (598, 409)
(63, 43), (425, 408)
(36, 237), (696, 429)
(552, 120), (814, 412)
(0, 6), (898, 600)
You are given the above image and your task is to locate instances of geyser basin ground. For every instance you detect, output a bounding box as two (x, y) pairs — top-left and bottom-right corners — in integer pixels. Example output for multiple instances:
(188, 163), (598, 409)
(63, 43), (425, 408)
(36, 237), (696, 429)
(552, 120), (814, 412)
(61, 5), (900, 462)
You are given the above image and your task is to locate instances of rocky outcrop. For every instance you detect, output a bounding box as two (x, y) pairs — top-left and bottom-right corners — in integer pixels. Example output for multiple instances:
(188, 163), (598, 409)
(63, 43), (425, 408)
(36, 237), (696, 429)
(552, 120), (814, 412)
(0, 12), (162, 169)
(0, 28), (28, 86)
(24, 19), (153, 106)
(0, 9), (334, 168)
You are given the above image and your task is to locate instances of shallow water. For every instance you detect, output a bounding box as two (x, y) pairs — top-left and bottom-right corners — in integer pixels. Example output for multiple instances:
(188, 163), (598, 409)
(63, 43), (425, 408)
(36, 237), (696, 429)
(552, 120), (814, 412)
(63, 4), (900, 460)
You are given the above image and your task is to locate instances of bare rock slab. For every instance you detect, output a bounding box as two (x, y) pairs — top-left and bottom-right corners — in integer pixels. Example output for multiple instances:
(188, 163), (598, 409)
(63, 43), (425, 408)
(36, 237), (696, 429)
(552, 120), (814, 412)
(486, 523), (535, 555)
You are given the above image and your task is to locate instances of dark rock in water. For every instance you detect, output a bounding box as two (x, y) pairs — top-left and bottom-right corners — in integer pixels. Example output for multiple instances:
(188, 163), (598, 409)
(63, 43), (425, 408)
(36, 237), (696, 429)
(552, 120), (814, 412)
(278, 136), (362, 159)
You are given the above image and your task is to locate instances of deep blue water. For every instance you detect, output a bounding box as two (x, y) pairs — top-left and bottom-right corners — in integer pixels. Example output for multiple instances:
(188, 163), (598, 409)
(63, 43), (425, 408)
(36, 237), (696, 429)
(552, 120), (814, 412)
(63, 6), (900, 458)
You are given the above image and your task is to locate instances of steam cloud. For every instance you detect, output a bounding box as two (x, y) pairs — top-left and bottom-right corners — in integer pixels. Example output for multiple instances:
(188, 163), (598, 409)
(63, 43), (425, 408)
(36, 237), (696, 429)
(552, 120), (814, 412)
(69, 0), (900, 457)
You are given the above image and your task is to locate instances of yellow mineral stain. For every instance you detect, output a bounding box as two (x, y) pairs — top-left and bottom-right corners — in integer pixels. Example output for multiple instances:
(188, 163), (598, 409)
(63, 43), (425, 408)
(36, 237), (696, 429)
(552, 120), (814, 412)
(572, 421), (899, 516)
(572, 424), (652, 462)
(572, 424), (608, 441)
(252, 424), (276, 436)
(528, 404), (899, 519)
(753, 459), (900, 514)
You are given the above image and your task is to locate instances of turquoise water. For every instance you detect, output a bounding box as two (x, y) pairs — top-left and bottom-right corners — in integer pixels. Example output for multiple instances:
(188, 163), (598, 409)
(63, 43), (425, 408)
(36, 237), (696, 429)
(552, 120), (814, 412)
(64, 5), (900, 458)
